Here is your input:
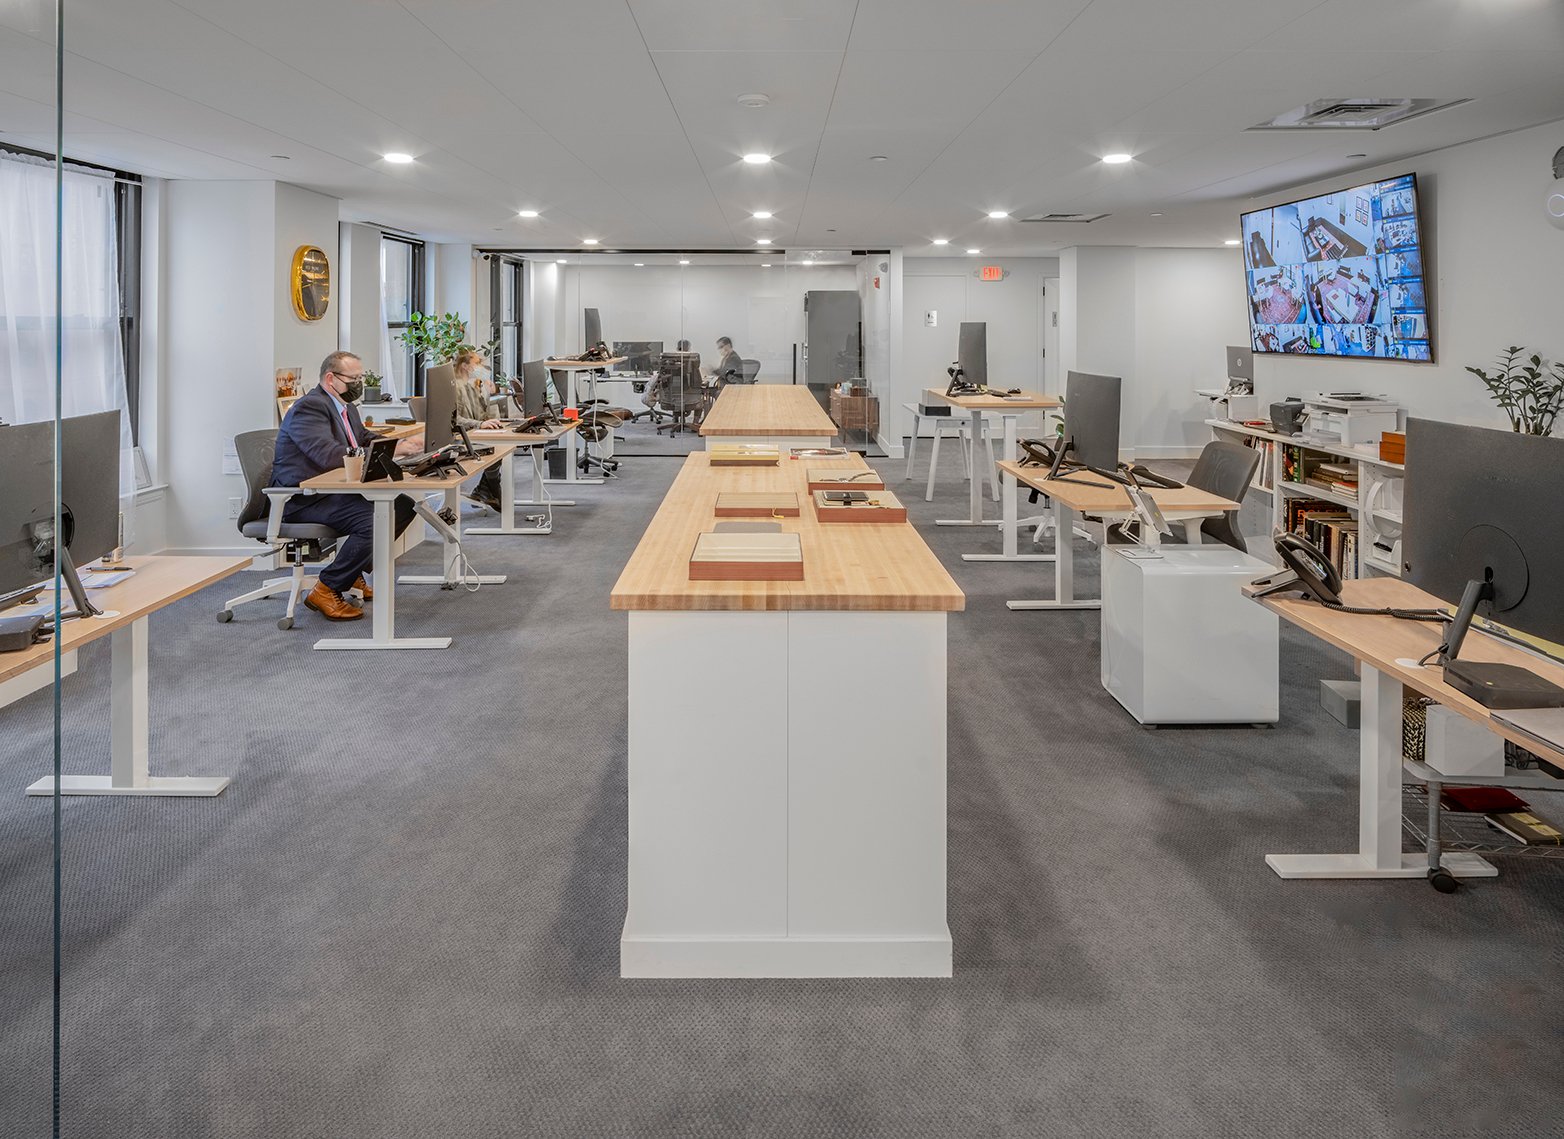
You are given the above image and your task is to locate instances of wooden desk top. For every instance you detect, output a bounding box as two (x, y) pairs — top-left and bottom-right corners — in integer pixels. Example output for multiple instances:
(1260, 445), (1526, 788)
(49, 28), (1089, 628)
(362, 422), (423, 442)
(469, 421), (577, 447)
(929, 388), (1061, 411)
(610, 452), (964, 612)
(1261, 577), (1564, 767)
(998, 461), (1238, 516)
(699, 384), (840, 438)
(301, 445), (515, 493)
(546, 357), (628, 370)
(0, 555), (250, 686)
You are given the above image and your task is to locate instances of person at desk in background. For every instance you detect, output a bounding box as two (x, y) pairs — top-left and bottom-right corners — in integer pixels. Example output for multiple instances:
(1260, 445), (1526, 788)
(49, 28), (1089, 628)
(451, 349), (506, 513)
(272, 351), (420, 622)
(709, 336), (743, 386)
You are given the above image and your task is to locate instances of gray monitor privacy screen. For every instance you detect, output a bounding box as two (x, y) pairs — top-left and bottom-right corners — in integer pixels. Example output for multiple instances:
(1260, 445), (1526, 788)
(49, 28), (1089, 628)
(0, 411), (120, 595)
(1064, 371), (1122, 471)
(1403, 417), (1564, 646)
(957, 322), (987, 388)
(422, 362), (458, 449)
(584, 307), (602, 349)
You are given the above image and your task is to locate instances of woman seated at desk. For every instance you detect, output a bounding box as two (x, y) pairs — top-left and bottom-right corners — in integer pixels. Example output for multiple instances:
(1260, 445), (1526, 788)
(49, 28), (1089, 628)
(451, 348), (505, 512)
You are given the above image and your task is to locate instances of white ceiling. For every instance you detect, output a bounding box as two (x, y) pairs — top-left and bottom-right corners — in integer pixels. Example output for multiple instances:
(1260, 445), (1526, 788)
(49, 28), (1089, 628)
(1, 0), (1561, 254)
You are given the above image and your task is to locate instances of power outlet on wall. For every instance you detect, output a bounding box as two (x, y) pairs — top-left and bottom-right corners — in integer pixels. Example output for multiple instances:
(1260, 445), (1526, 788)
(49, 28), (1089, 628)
(228, 497), (242, 519)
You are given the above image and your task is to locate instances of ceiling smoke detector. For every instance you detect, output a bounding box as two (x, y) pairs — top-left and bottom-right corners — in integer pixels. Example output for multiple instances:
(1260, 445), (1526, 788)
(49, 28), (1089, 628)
(1019, 212), (1110, 224)
(1252, 97), (1469, 131)
(737, 93), (771, 108)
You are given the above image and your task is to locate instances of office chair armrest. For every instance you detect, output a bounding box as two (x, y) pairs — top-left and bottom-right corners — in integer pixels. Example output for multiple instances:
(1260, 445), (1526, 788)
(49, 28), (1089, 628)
(262, 486), (304, 544)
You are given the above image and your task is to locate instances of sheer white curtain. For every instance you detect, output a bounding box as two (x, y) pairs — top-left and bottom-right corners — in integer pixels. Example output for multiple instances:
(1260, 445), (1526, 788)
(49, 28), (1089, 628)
(379, 242), (401, 399)
(0, 151), (135, 504)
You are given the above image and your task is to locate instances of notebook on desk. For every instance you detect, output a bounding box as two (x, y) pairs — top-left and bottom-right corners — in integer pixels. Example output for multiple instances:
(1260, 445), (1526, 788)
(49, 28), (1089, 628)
(1491, 707), (1564, 755)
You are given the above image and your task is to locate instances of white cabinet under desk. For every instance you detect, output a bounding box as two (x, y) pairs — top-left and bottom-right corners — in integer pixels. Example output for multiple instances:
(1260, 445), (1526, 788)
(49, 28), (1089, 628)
(610, 452), (964, 978)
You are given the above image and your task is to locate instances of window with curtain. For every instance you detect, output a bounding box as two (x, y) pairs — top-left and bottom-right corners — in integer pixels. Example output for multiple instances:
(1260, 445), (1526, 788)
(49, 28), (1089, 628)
(0, 147), (138, 499)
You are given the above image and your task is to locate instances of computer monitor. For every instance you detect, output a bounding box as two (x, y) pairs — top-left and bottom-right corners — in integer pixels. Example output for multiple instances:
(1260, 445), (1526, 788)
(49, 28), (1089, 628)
(1063, 371), (1122, 472)
(584, 307), (602, 351)
(1403, 418), (1564, 706)
(613, 341), (663, 374)
(521, 360), (553, 417)
(957, 322), (987, 389)
(1226, 345), (1254, 385)
(0, 410), (122, 618)
(422, 363), (458, 450)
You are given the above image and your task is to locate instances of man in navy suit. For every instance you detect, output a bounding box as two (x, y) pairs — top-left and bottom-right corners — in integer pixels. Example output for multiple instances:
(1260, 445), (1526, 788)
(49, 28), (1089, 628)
(273, 351), (419, 621)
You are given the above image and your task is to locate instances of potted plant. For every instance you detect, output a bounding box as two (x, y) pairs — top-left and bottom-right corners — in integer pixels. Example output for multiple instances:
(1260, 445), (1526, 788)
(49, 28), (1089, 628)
(397, 311), (470, 365)
(1466, 346), (1564, 436)
(361, 369), (383, 403)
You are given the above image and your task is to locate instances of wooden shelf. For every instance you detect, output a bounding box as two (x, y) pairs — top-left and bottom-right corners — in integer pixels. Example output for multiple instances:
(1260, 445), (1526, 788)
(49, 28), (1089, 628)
(1205, 419), (1403, 471)
(1279, 481), (1360, 511)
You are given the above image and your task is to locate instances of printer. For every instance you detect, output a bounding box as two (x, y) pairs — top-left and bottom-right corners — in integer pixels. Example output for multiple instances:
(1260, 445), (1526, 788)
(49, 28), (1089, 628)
(1302, 393), (1402, 446)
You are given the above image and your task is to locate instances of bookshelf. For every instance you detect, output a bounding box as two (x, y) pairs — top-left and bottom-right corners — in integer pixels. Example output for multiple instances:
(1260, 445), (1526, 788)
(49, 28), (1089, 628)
(1206, 419), (1406, 581)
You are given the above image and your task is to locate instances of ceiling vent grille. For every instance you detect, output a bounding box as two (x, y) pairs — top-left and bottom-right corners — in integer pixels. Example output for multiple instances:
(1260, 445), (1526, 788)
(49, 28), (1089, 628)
(1019, 212), (1109, 223)
(1251, 97), (1469, 131)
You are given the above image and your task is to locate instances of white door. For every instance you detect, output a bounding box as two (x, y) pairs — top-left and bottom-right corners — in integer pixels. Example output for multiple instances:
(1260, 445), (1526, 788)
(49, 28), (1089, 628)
(903, 275), (966, 440)
(1043, 277), (1060, 394)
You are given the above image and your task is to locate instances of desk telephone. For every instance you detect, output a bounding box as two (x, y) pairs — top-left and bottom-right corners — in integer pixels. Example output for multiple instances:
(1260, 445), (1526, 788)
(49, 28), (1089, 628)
(397, 442), (468, 479)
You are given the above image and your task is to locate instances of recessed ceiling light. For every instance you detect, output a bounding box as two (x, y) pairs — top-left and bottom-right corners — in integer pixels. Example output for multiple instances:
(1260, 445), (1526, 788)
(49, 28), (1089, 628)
(679, 259), (690, 265)
(270, 154), (290, 160)
(1150, 212), (1163, 217)
(802, 260), (815, 266)
(826, 228), (836, 233)
(1224, 239), (1241, 245)
(742, 152), (772, 165)
(756, 238), (772, 245)
(633, 262), (645, 267)
(582, 238), (599, 245)
(555, 259), (567, 264)
(518, 209), (539, 218)
(761, 263), (773, 268)
(987, 210), (1009, 219)
(932, 238), (949, 246)
(966, 248), (981, 255)
(751, 210), (773, 220)
(1102, 152), (1133, 165)
(868, 155), (889, 162)
(1347, 153), (1367, 159)
(737, 93), (771, 108)
(383, 152), (414, 164)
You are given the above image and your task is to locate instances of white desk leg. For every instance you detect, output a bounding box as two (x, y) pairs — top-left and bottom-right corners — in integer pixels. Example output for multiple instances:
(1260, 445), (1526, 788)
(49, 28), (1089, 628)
(1007, 501), (1099, 610)
(965, 415), (1054, 563)
(28, 617), (231, 795)
(317, 497), (451, 650)
(904, 413), (918, 481)
(472, 448), (555, 535)
(400, 485), (506, 587)
(936, 409), (997, 527)
(515, 445), (574, 507)
(1266, 665), (1497, 880)
(546, 371), (603, 485)
(985, 420), (1000, 502)
(1182, 519), (1203, 545)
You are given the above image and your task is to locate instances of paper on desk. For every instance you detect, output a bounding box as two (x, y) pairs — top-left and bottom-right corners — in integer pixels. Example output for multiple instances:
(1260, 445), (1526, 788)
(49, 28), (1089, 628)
(84, 570), (135, 588)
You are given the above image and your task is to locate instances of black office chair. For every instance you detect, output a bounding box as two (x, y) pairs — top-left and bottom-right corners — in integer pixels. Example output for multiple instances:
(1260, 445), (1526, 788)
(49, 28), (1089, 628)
(217, 429), (345, 630)
(739, 359), (760, 384)
(655, 359), (705, 435)
(1185, 439), (1262, 551)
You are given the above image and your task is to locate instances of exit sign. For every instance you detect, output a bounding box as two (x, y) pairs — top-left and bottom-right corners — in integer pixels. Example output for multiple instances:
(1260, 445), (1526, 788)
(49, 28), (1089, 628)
(977, 265), (1007, 281)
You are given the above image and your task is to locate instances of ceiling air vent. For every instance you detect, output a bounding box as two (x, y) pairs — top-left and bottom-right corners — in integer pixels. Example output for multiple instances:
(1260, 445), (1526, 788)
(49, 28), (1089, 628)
(1019, 212), (1109, 223)
(1251, 98), (1469, 131)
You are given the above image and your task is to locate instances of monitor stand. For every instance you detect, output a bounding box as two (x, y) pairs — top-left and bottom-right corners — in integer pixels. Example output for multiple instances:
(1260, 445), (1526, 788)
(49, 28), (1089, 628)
(1441, 578), (1564, 709)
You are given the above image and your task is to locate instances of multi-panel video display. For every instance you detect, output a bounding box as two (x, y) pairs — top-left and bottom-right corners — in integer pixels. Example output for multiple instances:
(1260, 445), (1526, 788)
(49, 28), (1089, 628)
(1240, 173), (1431, 361)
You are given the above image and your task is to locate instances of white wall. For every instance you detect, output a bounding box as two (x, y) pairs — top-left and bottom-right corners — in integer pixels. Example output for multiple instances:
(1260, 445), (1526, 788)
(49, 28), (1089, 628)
(431, 242), (477, 342)
(1060, 245), (1248, 458)
(524, 260), (559, 361)
(1249, 118), (1564, 430)
(338, 222), (384, 376)
(161, 180), (339, 553)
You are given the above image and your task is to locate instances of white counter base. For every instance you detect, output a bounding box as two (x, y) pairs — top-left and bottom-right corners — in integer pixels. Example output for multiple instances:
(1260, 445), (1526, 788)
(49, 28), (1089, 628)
(623, 609), (950, 978)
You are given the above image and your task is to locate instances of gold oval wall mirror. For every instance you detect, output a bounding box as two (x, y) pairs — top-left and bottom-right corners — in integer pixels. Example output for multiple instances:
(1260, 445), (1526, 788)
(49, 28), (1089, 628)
(291, 245), (331, 321)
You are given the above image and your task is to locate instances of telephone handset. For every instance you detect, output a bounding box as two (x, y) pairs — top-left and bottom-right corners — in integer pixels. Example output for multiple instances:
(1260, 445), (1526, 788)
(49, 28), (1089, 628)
(1017, 439), (1058, 467)
(511, 413), (551, 434)
(402, 442), (468, 479)
(1273, 532), (1343, 605)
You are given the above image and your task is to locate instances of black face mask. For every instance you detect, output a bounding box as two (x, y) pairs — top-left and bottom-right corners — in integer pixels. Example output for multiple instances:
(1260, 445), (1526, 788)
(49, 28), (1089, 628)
(340, 378), (364, 403)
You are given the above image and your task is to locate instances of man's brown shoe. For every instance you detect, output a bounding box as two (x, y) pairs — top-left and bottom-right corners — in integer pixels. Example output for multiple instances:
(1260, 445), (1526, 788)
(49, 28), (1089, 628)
(304, 582), (364, 621)
(351, 575), (373, 601)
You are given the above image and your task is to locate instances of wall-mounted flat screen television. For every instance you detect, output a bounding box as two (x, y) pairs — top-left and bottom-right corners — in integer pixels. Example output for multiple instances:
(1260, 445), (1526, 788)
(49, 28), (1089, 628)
(1240, 172), (1431, 362)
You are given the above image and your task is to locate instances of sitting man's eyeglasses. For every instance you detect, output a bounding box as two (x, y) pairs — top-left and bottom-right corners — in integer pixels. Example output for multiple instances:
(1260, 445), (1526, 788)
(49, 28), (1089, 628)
(332, 371), (365, 382)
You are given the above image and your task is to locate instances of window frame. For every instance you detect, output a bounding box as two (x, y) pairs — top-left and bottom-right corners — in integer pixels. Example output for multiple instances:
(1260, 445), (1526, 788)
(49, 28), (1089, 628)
(381, 233), (426, 395)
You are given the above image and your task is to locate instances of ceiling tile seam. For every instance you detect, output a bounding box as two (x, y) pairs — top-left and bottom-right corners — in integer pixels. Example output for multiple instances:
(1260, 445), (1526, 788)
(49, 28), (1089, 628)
(622, 0), (734, 246)
(396, 0), (668, 242)
(881, 0), (1098, 212)
(792, 0), (861, 244)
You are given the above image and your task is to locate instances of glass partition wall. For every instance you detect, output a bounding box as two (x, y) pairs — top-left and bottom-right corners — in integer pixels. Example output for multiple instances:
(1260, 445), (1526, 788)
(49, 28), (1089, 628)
(482, 250), (889, 455)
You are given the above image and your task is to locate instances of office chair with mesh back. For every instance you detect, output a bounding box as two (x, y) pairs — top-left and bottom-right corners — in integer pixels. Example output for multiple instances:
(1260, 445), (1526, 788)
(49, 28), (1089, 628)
(656, 356), (705, 435)
(739, 359), (760, 383)
(1184, 439), (1261, 551)
(217, 429), (346, 630)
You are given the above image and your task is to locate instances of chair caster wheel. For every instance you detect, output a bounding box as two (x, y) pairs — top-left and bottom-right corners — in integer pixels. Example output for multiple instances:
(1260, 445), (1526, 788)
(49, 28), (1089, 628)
(216, 610), (234, 623)
(277, 616), (293, 630)
(1428, 868), (1458, 893)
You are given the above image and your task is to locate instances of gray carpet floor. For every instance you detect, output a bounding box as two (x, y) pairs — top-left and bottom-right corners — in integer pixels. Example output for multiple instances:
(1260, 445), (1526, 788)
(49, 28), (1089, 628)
(3, 451), (1563, 1138)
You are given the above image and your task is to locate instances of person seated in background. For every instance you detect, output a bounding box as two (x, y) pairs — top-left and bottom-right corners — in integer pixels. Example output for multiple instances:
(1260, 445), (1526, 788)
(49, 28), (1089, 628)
(709, 336), (743, 385)
(450, 348), (506, 513)
(271, 350), (419, 622)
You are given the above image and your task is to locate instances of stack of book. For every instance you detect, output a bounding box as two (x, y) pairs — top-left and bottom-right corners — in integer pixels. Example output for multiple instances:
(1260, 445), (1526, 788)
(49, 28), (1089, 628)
(1284, 497), (1359, 580)
(1307, 460), (1358, 501)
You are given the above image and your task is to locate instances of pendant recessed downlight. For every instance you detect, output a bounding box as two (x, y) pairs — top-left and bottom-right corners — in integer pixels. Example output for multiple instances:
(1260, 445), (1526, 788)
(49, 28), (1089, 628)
(384, 152), (414, 164)
(987, 210), (1009, 219)
(1224, 239), (1241, 245)
(932, 238), (949, 246)
(633, 262), (645, 267)
(966, 248), (981, 255)
(582, 238), (599, 245)
(679, 259), (690, 265)
(756, 238), (772, 245)
(518, 209), (539, 218)
(1102, 152), (1133, 165)
(751, 210), (773, 220)
(742, 152), (772, 165)
(555, 259), (567, 264)
(761, 263), (773, 268)
(737, 93), (771, 109)
(868, 155), (889, 162)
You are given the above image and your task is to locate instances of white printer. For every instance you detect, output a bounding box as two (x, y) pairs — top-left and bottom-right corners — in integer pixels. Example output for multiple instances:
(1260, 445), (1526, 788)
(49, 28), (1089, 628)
(1302, 393), (1402, 446)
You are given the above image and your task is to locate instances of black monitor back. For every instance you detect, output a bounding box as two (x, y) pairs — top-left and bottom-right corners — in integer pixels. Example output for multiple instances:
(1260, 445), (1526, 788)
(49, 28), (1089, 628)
(61, 410), (121, 565)
(1404, 418), (1564, 646)
(0, 419), (57, 595)
(1065, 371), (1122, 471)
(423, 363), (457, 449)
(521, 360), (553, 416)
(584, 307), (602, 350)
(613, 340), (663, 373)
(957, 322), (987, 388)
